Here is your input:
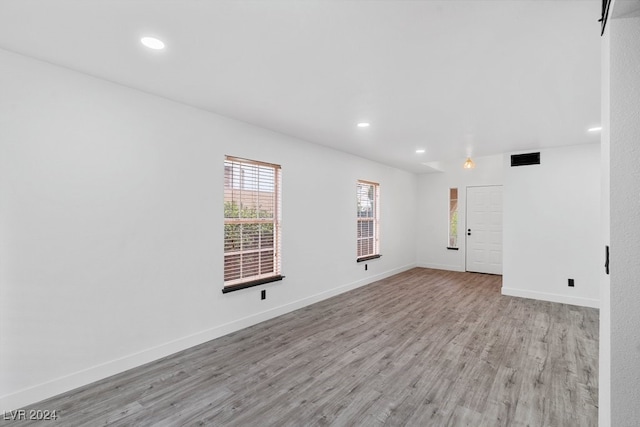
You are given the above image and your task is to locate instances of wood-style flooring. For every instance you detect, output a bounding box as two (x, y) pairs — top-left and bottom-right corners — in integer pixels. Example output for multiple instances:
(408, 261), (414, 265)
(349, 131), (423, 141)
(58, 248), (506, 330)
(3, 268), (599, 426)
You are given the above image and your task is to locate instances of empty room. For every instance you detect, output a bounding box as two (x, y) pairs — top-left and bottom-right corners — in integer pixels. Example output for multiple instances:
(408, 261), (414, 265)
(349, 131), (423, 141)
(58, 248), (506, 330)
(1, 0), (639, 426)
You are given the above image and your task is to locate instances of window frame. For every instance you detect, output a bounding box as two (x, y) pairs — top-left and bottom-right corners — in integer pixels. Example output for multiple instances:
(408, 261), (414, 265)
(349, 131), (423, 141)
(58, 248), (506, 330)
(223, 156), (283, 293)
(356, 180), (381, 262)
(448, 187), (459, 250)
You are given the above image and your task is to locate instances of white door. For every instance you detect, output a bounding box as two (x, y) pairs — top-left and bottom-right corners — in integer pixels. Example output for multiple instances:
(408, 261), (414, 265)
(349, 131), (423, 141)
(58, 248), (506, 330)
(466, 185), (503, 274)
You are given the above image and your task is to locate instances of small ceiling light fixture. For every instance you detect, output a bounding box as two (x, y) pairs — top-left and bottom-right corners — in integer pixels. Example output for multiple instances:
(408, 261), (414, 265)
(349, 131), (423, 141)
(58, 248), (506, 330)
(463, 157), (475, 169)
(588, 126), (602, 132)
(357, 122), (370, 128)
(415, 149), (426, 154)
(141, 36), (165, 50)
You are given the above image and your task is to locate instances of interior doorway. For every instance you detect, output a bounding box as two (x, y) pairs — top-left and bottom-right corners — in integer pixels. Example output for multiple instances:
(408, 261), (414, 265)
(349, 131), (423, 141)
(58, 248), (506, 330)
(466, 185), (503, 274)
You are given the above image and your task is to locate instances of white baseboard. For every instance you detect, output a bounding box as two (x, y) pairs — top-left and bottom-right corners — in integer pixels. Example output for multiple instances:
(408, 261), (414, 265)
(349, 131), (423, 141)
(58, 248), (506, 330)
(416, 262), (465, 272)
(275, 263), (416, 312)
(501, 287), (599, 309)
(0, 263), (416, 412)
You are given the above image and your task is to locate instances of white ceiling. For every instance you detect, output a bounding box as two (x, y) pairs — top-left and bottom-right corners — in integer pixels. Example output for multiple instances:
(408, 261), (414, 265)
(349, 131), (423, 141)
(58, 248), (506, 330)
(0, 0), (601, 173)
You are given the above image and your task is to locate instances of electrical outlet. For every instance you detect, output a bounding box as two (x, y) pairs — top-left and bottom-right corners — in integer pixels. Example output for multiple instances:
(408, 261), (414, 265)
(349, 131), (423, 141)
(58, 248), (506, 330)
(261, 290), (266, 300)
(568, 278), (575, 287)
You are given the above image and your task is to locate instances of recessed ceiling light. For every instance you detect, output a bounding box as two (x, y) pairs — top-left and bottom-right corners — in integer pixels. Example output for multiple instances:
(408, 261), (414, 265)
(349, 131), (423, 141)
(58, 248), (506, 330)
(588, 126), (602, 132)
(415, 149), (426, 154)
(141, 36), (165, 50)
(357, 122), (370, 128)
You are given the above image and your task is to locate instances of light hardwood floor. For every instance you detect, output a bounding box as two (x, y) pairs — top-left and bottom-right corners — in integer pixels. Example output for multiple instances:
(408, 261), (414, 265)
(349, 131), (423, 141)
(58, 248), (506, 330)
(3, 268), (599, 426)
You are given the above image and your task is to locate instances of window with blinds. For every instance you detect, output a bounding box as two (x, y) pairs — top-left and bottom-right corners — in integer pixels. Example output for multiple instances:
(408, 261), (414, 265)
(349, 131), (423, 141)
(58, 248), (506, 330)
(357, 180), (380, 261)
(223, 156), (282, 292)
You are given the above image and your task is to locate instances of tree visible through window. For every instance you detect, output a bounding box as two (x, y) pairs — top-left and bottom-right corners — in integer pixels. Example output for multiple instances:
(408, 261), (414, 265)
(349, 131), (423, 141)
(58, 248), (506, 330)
(357, 180), (380, 260)
(224, 156), (281, 290)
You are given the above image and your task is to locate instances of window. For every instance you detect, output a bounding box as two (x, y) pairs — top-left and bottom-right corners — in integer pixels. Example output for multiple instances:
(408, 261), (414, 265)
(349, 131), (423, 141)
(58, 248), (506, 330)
(357, 180), (380, 261)
(223, 156), (282, 292)
(448, 188), (458, 248)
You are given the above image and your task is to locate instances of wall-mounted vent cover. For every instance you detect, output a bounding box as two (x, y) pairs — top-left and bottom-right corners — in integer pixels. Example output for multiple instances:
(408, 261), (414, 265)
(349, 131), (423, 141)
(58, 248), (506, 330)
(511, 152), (540, 167)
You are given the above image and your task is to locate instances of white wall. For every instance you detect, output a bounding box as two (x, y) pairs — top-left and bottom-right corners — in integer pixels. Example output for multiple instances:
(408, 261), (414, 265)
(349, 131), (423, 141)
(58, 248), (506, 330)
(600, 15), (611, 426)
(0, 49), (418, 410)
(502, 144), (601, 308)
(609, 12), (640, 427)
(416, 155), (504, 271)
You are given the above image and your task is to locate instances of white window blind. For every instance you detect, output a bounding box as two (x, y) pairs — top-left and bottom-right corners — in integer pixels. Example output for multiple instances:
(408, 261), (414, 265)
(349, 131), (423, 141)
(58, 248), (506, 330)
(357, 180), (380, 259)
(224, 156), (281, 287)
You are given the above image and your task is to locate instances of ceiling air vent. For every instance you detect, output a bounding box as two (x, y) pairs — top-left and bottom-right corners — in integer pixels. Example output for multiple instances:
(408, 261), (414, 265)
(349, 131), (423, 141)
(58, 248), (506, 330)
(511, 152), (540, 167)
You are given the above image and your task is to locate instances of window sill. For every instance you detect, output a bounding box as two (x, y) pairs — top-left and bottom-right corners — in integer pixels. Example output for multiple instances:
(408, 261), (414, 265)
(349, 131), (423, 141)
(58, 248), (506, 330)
(222, 275), (285, 294)
(357, 254), (382, 263)
(447, 247), (459, 251)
